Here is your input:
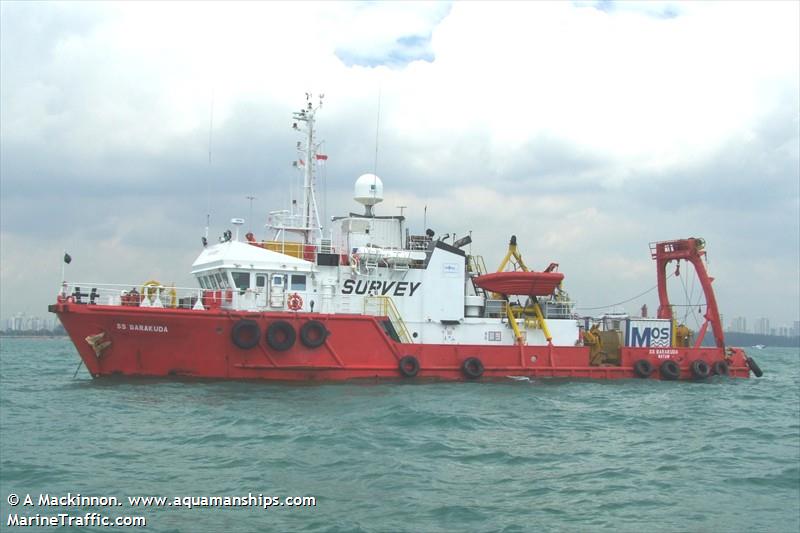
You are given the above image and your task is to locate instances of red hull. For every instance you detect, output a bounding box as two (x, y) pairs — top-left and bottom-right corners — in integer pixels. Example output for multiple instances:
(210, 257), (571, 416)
(52, 302), (751, 381)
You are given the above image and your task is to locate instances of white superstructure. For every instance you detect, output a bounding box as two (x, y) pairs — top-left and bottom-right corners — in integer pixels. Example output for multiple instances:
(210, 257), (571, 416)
(190, 98), (585, 347)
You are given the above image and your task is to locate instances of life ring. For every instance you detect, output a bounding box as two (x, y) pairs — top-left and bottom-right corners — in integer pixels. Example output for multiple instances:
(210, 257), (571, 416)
(287, 293), (303, 311)
(746, 356), (763, 378)
(141, 280), (161, 301)
(231, 320), (261, 350)
(713, 360), (730, 376)
(690, 359), (711, 380)
(141, 280), (178, 308)
(633, 359), (654, 378)
(266, 320), (296, 351)
(398, 355), (420, 378)
(462, 357), (484, 379)
(659, 360), (680, 381)
(299, 320), (328, 348)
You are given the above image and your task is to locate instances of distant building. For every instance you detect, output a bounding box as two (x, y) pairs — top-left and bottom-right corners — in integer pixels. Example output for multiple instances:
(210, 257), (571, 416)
(2, 313), (56, 332)
(754, 317), (770, 335)
(730, 316), (747, 333)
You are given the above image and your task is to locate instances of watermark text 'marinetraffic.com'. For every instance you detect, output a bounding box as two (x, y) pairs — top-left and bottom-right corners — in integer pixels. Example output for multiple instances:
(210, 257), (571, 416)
(8, 513), (146, 528)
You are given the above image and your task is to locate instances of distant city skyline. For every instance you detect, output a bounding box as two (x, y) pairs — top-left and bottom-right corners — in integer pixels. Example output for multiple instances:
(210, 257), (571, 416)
(3, 312), (59, 332)
(725, 316), (799, 338)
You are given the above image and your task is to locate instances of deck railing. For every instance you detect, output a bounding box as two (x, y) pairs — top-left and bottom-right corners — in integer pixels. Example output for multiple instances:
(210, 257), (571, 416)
(258, 241), (333, 262)
(58, 282), (230, 311)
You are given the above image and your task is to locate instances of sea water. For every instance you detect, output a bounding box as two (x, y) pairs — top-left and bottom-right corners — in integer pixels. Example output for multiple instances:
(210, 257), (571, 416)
(1, 338), (798, 532)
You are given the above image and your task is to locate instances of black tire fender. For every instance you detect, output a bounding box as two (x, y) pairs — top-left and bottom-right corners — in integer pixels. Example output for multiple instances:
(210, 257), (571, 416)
(713, 360), (730, 376)
(746, 356), (763, 378)
(299, 320), (328, 348)
(398, 355), (420, 378)
(690, 359), (711, 380)
(660, 360), (680, 381)
(231, 320), (261, 350)
(462, 357), (484, 379)
(266, 320), (296, 352)
(633, 359), (654, 378)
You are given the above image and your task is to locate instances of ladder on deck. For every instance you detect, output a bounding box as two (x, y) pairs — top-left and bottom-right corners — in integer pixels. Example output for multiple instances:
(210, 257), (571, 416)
(364, 296), (413, 343)
(467, 255), (488, 297)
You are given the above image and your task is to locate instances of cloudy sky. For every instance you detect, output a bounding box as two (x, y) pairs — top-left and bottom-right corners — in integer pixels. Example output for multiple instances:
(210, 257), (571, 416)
(1, 1), (798, 331)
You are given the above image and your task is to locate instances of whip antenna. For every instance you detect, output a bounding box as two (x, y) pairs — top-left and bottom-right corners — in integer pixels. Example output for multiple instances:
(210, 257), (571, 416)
(373, 87), (382, 176)
(372, 87), (382, 207)
(205, 88), (215, 239)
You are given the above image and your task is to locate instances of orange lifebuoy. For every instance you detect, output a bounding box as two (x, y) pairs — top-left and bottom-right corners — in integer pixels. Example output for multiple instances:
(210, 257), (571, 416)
(287, 293), (303, 311)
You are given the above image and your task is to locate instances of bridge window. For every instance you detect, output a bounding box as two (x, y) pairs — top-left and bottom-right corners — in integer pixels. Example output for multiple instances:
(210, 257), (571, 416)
(232, 271), (251, 289)
(291, 274), (306, 291)
(208, 275), (218, 289)
(198, 277), (207, 289)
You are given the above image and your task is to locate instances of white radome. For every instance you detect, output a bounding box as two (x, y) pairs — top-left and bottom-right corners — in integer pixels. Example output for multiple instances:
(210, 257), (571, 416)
(354, 173), (384, 207)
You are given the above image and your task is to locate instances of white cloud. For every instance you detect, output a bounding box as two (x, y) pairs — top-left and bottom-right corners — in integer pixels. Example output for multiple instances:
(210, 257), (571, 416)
(1, 0), (798, 327)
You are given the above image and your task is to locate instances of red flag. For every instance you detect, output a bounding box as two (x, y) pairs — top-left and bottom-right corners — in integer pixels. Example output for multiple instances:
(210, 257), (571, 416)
(315, 154), (328, 160)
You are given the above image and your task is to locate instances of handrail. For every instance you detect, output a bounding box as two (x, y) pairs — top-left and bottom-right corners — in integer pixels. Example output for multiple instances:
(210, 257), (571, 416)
(364, 295), (413, 343)
(58, 281), (218, 311)
(467, 255), (488, 275)
(476, 255), (487, 275)
(66, 282), (199, 290)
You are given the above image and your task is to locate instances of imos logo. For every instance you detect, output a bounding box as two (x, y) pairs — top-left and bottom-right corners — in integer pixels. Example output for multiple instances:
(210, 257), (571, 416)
(630, 326), (671, 347)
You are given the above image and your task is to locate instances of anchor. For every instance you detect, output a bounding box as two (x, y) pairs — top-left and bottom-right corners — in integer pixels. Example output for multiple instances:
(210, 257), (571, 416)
(85, 332), (112, 358)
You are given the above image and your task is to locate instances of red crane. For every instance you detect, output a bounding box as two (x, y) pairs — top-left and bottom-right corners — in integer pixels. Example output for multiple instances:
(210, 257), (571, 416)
(651, 238), (725, 349)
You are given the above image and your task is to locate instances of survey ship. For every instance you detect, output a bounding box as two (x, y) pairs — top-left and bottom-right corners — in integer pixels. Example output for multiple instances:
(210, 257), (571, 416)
(50, 97), (762, 381)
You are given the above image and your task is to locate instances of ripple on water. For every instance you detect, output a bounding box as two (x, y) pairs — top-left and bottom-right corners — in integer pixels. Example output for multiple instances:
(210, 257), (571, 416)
(0, 340), (798, 532)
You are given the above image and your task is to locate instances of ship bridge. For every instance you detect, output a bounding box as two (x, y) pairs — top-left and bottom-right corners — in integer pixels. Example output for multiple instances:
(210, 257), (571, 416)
(192, 240), (314, 311)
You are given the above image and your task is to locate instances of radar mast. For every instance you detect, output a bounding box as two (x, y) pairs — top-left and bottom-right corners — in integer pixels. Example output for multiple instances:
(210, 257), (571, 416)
(267, 93), (325, 244)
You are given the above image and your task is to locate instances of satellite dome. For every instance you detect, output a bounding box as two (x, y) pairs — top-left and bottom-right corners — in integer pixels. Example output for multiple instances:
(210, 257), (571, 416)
(354, 173), (384, 216)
